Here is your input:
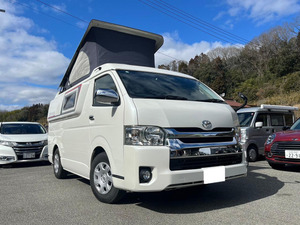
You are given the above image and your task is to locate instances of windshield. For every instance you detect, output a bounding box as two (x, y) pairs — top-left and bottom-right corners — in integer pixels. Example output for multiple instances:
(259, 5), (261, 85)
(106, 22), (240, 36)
(0, 123), (46, 135)
(117, 70), (224, 102)
(290, 119), (300, 130)
(238, 112), (254, 127)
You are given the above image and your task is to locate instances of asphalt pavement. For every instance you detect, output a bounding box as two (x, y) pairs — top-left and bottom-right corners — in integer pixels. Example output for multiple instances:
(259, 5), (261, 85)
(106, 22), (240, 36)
(1, 160), (300, 225)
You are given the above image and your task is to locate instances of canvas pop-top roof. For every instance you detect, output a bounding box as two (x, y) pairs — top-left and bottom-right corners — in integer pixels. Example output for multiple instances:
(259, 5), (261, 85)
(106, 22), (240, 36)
(59, 20), (164, 92)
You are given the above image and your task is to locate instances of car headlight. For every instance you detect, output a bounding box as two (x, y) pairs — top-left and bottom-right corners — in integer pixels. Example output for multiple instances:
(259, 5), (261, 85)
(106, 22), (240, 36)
(240, 129), (248, 143)
(235, 127), (241, 142)
(125, 126), (165, 146)
(0, 140), (15, 147)
(266, 133), (276, 145)
(42, 140), (48, 145)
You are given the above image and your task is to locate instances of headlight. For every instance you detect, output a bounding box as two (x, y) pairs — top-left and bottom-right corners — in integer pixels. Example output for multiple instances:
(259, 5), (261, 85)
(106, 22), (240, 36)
(235, 127), (241, 142)
(0, 140), (15, 147)
(42, 140), (48, 145)
(240, 129), (248, 143)
(266, 133), (276, 145)
(125, 126), (165, 146)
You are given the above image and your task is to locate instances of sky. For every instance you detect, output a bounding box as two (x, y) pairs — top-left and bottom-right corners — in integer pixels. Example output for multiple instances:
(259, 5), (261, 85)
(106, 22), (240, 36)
(0, 0), (300, 111)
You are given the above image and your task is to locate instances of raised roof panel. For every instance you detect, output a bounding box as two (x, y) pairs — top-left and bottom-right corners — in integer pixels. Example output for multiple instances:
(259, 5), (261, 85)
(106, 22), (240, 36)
(60, 20), (164, 91)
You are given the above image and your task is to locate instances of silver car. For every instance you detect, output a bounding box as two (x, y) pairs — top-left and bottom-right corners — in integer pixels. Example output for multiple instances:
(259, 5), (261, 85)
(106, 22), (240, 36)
(237, 104), (298, 162)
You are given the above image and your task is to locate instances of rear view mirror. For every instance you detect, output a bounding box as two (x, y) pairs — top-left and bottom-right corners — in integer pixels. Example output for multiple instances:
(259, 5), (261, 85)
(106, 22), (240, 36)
(255, 122), (263, 128)
(94, 89), (119, 105)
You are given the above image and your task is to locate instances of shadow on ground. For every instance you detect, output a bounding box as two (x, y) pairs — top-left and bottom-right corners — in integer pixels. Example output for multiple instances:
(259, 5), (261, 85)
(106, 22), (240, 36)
(116, 164), (284, 214)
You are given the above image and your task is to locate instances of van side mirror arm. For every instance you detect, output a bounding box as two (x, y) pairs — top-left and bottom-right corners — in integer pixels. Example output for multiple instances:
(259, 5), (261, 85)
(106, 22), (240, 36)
(235, 92), (248, 111)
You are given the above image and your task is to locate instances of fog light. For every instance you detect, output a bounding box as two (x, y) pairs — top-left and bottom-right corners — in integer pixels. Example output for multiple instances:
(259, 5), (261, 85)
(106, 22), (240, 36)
(139, 167), (152, 183)
(267, 152), (273, 158)
(0, 156), (15, 161)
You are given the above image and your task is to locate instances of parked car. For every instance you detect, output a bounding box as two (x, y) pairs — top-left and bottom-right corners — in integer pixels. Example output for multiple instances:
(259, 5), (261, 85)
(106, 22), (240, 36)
(265, 118), (300, 169)
(0, 122), (48, 164)
(237, 104), (298, 162)
(47, 20), (247, 204)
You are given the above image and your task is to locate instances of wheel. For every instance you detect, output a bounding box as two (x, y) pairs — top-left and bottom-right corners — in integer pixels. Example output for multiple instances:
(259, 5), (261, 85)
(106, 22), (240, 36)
(268, 162), (285, 170)
(247, 146), (258, 162)
(53, 149), (67, 179)
(90, 153), (125, 204)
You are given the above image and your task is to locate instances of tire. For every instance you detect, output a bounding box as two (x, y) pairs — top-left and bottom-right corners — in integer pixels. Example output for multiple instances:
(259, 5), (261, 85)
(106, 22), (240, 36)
(90, 153), (125, 204)
(53, 149), (68, 179)
(247, 146), (258, 162)
(268, 162), (285, 170)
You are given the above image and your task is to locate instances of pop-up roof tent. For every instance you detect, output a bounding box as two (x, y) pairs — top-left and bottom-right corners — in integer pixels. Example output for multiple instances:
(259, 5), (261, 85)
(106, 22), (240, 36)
(59, 20), (164, 92)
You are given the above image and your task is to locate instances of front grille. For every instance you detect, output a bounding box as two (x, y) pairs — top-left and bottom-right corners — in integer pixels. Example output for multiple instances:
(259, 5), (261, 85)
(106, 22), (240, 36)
(166, 127), (242, 171)
(170, 153), (243, 171)
(13, 142), (45, 160)
(178, 137), (233, 143)
(271, 142), (300, 156)
(173, 127), (233, 133)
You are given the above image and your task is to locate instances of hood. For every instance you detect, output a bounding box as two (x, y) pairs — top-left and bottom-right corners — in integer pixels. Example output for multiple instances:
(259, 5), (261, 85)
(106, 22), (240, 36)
(133, 99), (238, 128)
(275, 130), (300, 141)
(0, 134), (47, 142)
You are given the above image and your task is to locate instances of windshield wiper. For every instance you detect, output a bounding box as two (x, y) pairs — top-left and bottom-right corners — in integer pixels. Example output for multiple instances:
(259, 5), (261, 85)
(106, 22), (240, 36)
(196, 99), (224, 103)
(154, 95), (188, 100)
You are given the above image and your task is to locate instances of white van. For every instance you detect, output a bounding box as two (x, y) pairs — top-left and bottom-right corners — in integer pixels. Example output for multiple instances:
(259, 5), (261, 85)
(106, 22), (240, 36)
(48, 20), (247, 203)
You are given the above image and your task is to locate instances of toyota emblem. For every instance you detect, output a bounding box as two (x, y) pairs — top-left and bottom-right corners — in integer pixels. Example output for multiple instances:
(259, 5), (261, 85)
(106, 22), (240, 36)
(202, 120), (212, 129)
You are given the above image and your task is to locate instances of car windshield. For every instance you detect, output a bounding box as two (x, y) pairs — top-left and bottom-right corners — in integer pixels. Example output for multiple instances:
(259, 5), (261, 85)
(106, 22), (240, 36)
(238, 112), (255, 127)
(117, 70), (224, 103)
(290, 119), (300, 130)
(0, 124), (46, 135)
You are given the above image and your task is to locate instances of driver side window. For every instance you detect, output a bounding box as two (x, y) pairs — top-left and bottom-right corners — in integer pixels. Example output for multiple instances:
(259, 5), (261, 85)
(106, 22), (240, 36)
(255, 114), (268, 126)
(93, 74), (119, 106)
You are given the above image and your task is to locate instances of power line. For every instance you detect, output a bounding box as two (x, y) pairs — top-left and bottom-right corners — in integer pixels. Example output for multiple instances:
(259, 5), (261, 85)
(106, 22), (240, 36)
(11, 0), (191, 62)
(155, 0), (249, 43)
(34, 0), (89, 24)
(139, 0), (249, 44)
(157, 51), (180, 61)
(10, 0), (83, 30)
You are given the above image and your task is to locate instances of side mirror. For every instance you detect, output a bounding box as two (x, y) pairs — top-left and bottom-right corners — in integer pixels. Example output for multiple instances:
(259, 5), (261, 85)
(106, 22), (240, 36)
(255, 122), (263, 128)
(94, 89), (119, 105)
(220, 93), (225, 98)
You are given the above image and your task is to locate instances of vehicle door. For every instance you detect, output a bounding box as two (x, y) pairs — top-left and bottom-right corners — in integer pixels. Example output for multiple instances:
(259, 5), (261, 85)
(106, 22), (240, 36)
(89, 73), (125, 176)
(270, 113), (285, 133)
(250, 113), (271, 153)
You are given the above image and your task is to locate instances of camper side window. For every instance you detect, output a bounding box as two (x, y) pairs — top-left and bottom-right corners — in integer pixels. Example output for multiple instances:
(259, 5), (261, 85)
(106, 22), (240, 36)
(62, 85), (80, 113)
(63, 93), (76, 110)
(93, 74), (119, 106)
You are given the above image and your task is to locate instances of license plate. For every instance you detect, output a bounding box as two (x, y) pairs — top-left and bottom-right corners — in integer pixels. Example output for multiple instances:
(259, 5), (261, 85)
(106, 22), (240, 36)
(23, 153), (35, 159)
(203, 166), (225, 184)
(285, 150), (300, 159)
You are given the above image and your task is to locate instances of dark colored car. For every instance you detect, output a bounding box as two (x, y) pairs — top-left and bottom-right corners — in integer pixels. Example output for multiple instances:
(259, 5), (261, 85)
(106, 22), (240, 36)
(265, 118), (300, 169)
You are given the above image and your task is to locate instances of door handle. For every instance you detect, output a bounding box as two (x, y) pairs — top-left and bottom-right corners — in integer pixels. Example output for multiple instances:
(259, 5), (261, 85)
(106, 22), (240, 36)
(89, 115), (94, 121)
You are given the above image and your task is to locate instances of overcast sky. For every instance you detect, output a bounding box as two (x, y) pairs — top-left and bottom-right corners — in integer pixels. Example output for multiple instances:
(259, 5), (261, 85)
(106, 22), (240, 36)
(0, 0), (300, 111)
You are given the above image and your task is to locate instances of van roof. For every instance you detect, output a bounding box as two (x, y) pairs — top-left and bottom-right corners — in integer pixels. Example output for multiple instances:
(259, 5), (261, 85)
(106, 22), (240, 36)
(237, 104), (298, 113)
(92, 63), (196, 80)
(59, 20), (164, 92)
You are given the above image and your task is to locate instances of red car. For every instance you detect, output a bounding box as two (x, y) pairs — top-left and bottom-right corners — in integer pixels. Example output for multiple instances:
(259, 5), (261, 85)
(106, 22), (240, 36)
(265, 118), (300, 169)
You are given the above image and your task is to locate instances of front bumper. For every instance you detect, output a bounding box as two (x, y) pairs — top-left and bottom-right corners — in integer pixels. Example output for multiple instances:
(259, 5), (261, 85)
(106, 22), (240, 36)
(113, 145), (248, 192)
(0, 145), (48, 165)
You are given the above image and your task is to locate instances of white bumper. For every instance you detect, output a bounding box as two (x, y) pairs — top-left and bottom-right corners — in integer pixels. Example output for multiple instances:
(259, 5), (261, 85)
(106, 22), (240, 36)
(113, 145), (247, 192)
(0, 145), (48, 165)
